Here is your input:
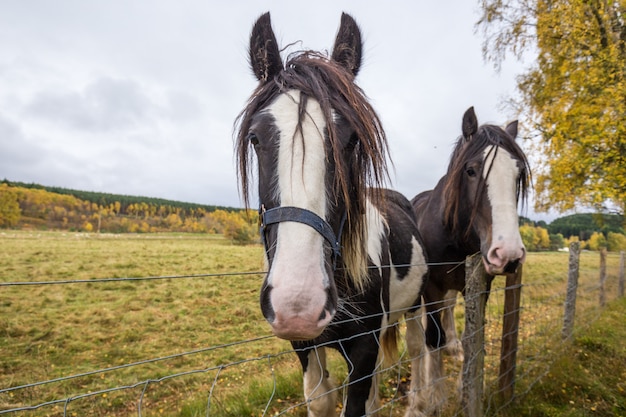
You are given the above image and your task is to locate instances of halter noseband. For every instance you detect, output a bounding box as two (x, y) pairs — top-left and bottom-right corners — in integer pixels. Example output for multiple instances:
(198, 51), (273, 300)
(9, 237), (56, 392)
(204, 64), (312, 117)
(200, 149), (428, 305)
(259, 205), (344, 266)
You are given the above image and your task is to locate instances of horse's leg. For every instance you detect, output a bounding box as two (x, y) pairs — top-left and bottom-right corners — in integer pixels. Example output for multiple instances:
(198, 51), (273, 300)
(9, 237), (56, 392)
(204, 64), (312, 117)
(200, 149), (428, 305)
(403, 309), (428, 417)
(419, 297), (448, 415)
(340, 335), (381, 417)
(441, 290), (463, 361)
(366, 358), (382, 416)
(299, 347), (337, 417)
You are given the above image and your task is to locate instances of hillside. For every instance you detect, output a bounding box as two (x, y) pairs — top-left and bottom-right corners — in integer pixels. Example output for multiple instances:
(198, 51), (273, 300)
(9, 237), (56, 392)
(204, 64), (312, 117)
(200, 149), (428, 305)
(548, 212), (624, 239)
(0, 181), (258, 241)
(4, 180), (238, 214)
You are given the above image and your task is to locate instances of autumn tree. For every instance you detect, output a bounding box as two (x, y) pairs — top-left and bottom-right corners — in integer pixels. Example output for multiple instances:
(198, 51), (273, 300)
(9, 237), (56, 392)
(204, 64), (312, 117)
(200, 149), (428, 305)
(477, 0), (626, 216)
(607, 231), (626, 251)
(0, 184), (21, 227)
(519, 223), (551, 250)
(587, 231), (608, 250)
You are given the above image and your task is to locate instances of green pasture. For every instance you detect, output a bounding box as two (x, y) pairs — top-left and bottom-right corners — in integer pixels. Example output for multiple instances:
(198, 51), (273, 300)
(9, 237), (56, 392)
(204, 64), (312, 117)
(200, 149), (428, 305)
(0, 231), (624, 416)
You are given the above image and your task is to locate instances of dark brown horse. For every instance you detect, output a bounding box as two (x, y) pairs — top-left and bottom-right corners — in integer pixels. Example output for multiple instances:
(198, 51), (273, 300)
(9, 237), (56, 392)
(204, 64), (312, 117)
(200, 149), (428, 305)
(236, 13), (430, 416)
(410, 107), (530, 407)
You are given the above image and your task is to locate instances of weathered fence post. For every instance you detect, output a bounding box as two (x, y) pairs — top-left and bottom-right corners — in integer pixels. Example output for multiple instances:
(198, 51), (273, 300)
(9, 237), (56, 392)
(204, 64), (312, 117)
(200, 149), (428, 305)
(562, 241), (580, 340)
(461, 254), (487, 417)
(619, 251), (625, 298)
(599, 248), (607, 307)
(498, 265), (523, 402)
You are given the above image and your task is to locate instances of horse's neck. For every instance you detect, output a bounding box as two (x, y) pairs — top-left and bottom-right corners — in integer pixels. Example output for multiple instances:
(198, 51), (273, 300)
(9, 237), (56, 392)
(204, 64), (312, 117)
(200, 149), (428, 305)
(421, 180), (480, 259)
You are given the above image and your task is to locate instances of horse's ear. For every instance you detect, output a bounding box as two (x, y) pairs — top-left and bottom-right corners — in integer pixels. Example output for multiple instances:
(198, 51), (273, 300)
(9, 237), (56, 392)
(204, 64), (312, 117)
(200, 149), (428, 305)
(331, 13), (363, 76)
(462, 106), (478, 141)
(505, 120), (519, 139)
(249, 12), (283, 83)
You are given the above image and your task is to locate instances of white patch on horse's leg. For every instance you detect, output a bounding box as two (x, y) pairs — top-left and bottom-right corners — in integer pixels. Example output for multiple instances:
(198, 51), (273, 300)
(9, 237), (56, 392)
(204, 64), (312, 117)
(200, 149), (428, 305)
(403, 310), (427, 417)
(456, 326), (468, 399)
(363, 342), (392, 416)
(441, 290), (463, 361)
(426, 347), (447, 413)
(404, 308), (450, 416)
(303, 347), (337, 417)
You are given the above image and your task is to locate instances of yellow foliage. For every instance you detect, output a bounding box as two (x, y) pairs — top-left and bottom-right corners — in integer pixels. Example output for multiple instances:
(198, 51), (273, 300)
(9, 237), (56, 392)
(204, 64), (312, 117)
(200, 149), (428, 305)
(0, 184), (21, 227)
(587, 232), (607, 251)
(607, 232), (626, 252)
(165, 213), (183, 228)
(478, 0), (626, 216)
(519, 223), (551, 251)
(218, 210), (258, 244)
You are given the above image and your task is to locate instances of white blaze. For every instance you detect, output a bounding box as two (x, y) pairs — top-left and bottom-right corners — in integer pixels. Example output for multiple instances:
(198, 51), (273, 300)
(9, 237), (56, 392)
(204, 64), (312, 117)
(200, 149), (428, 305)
(483, 145), (526, 272)
(265, 90), (333, 339)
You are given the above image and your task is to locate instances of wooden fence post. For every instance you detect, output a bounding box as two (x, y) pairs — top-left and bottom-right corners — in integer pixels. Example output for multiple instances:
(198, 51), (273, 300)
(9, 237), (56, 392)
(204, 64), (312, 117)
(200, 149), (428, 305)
(599, 248), (607, 307)
(461, 255), (487, 417)
(498, 265), (523, 402)
(562, 241), (580, 341)
(619, 251), (625, 298)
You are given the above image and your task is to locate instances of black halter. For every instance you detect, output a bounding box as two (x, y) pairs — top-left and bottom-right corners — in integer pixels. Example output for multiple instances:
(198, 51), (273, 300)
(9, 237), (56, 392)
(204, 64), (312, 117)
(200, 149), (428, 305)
(259, 205), (344, 267)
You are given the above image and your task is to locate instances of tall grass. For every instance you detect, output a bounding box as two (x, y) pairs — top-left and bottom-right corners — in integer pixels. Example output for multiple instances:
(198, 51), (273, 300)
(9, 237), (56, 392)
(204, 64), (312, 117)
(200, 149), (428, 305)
(1, 231), (624, 416)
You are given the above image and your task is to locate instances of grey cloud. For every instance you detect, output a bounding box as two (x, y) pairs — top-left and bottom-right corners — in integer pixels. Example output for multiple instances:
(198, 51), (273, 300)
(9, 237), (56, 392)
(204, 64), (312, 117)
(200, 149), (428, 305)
(0, 113), (86, 185)
(24, 77), (152, 132)
(163, 90), (203, 122)
(23, 77), (203, 133)
(0, 114), (39, 167)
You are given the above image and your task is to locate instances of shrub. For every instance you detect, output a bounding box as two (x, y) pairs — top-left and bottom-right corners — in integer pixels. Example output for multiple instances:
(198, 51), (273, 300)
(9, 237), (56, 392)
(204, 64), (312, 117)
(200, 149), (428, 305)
(587, 232), (608, 251)
(607, 232), (626, 252)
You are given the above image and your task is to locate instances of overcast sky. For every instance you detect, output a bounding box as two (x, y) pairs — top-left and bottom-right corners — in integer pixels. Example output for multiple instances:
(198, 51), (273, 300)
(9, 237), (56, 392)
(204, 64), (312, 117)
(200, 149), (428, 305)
(0, 1), (556, 221)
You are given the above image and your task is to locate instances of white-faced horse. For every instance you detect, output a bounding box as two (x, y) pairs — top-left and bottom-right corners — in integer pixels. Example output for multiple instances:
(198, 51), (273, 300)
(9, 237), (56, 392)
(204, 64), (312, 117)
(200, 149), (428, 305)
(236, 12), (430, 417)
(410, 107), (530, 409)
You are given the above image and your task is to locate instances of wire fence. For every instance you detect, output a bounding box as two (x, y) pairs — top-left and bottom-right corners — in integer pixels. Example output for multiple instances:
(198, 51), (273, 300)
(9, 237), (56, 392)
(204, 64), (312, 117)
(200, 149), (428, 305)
(1, 235), (624, 417)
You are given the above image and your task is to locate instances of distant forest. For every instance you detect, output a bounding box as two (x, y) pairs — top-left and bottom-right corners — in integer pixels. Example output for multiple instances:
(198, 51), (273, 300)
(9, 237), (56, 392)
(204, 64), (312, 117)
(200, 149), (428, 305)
(520, 213), (624, 240)
(6, 180), (234, 214)
(0, 180), (258, 243)
(1, 179), (624, 244)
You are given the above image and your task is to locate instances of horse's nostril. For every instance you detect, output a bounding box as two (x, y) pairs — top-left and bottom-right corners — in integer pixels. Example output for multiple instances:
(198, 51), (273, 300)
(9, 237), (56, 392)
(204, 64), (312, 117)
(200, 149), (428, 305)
(504, 259), (520, 274)
(488, 247), (503, 264)
(260, 285), (275, 323)
(318, 309), (328, 321)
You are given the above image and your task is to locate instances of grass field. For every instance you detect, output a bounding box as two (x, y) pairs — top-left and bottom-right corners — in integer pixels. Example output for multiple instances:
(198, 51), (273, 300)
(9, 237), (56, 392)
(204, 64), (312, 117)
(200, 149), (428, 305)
(0, 231), (624, 416)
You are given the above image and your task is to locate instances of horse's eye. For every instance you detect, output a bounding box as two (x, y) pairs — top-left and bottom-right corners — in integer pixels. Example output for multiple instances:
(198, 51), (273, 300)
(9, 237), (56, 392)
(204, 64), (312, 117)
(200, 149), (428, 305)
(247, 132), (259, 146)
(466, 167), (477, 177)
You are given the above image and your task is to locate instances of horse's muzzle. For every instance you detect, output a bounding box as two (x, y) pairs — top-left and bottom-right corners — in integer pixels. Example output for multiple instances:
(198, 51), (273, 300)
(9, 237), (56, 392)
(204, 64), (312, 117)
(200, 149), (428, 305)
(260, 283), (337, 341)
